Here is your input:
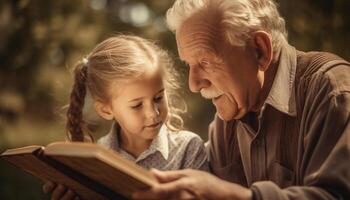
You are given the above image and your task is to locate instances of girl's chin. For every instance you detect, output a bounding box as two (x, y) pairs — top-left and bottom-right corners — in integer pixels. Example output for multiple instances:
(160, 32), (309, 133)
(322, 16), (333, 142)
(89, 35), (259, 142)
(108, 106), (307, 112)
(141, 130), (159, 140)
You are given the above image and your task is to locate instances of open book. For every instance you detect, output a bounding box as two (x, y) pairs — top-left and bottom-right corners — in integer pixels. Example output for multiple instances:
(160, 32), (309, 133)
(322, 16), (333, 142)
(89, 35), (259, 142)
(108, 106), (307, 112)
(0, 142), (158, 200)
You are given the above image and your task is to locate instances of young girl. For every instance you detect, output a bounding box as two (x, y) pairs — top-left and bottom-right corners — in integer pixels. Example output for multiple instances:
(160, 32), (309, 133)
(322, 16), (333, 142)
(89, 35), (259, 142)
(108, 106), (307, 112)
(43, 35), (208, 199)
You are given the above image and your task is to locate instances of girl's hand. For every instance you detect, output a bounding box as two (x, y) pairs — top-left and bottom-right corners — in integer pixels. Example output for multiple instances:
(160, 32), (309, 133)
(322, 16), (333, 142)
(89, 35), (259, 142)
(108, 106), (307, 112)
(132, 169), (252, 200)
(43, 181), (80, 200)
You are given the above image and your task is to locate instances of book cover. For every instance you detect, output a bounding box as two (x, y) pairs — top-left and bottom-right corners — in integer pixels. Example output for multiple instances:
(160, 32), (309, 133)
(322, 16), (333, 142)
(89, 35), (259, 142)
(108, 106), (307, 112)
(1, 142), (158, 200)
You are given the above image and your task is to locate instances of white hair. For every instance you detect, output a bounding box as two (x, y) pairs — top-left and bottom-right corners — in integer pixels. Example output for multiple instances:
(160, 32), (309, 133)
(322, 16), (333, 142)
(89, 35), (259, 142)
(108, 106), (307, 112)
(166, 0), (288, 52)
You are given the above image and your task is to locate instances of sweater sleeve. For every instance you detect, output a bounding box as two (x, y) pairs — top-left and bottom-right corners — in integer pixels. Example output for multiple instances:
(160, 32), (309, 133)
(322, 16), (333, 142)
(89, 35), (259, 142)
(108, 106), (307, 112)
(251, 65), (350, 200)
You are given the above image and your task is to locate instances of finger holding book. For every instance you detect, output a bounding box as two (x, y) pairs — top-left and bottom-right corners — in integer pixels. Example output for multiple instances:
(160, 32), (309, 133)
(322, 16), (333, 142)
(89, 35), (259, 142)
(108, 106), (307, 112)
(43, 181), (80, 200)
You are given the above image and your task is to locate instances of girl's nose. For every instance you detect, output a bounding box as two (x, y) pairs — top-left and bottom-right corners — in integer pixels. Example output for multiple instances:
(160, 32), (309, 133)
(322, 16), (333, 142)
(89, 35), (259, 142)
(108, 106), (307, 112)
(145, 103), (160, 119)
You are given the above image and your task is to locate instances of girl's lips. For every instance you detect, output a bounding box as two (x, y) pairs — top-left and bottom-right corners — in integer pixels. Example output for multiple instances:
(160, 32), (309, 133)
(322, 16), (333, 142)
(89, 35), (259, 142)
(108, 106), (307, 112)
(145, 122), (161, 128)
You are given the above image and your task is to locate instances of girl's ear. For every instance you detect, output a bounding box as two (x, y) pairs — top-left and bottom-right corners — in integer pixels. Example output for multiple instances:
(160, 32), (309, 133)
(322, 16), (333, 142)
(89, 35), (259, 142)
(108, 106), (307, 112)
(94, 101), (114, 120)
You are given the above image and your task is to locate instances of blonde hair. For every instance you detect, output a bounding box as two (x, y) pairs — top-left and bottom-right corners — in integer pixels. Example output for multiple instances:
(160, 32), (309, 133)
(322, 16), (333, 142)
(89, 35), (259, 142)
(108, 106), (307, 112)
(66, 35), (186, 142)
(166, 0), (287, 52)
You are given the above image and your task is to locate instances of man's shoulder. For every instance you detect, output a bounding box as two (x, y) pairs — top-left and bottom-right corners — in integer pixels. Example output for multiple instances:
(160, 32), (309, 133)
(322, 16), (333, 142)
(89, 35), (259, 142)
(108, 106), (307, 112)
(296, 51), (350, 94)
(296, 51), (350, 78)
(166, 128), (204, 147)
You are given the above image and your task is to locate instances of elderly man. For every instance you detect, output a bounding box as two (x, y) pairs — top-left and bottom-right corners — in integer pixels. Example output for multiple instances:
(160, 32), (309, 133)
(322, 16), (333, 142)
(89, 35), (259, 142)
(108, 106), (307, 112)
(132, 0), (350, 199)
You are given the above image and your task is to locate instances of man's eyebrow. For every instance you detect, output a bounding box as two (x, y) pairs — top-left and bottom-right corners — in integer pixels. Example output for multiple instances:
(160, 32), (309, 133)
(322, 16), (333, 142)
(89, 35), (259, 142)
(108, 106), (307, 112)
(128, 88), (165, 102)
(179, 49), (203, 65)
(179, 47), (216, 68)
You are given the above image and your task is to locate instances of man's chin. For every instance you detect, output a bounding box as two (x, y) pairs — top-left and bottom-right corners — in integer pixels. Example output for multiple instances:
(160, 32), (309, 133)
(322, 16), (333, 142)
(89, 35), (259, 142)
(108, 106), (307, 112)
(217, 112), (231, 121)
(216, 108), (236, 121)
(216, 106), (246, 121)
(213, 96), (240, 121)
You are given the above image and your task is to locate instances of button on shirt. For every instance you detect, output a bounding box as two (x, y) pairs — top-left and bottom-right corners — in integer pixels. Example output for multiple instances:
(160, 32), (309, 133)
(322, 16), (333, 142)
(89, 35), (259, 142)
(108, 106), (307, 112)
(98, 123), (208, 171)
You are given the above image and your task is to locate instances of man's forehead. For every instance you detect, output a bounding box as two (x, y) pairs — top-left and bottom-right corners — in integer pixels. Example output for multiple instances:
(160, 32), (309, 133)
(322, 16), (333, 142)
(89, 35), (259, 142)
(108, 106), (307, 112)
(176, 14), (220, 52)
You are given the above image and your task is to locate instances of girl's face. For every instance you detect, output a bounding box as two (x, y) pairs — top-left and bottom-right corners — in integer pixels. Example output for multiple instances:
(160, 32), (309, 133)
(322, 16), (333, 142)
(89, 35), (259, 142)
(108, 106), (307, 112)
(96, 67), (169, 142)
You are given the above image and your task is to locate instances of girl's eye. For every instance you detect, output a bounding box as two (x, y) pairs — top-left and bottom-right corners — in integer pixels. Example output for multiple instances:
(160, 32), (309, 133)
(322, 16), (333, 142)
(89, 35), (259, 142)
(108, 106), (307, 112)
(154, 96), (163, 103)
(131, 103), (142, 109)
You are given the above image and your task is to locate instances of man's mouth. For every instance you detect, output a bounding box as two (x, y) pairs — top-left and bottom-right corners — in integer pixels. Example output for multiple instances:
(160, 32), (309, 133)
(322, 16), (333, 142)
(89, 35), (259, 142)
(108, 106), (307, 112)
(213, 95), (222, 100)
(212, 95), (223, 105)
(200, 88), (224, 100)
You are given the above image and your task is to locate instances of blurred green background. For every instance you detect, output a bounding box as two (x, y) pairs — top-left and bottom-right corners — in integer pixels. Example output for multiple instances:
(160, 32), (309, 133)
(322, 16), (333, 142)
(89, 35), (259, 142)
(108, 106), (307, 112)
(0, 0), (349, 199)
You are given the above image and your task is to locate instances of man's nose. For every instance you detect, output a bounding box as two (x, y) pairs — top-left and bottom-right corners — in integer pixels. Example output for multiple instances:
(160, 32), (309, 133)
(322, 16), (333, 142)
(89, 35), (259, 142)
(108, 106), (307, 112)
(188, 66), (211, 93)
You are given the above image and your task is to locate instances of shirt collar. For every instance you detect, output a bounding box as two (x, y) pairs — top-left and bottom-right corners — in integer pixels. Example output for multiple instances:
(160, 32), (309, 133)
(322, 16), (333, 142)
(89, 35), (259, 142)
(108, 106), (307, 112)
(264, 38), (297, 116)
(141, 125), (169, 161)
(105, 122), (169, 161)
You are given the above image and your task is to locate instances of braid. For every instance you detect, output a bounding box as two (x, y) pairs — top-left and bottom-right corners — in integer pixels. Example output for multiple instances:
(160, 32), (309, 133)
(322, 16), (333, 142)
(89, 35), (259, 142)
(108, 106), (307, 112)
(66, 61), (92, 142)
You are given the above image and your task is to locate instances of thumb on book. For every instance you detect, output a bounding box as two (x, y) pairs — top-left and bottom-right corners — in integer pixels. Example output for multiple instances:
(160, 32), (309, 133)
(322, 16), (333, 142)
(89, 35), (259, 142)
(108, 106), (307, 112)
(150, 168), (187, 183)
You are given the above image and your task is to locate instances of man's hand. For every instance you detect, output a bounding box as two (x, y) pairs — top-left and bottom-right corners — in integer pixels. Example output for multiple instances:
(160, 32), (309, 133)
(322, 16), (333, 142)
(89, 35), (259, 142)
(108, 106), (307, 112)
(42, 181), (80, 200)
(132, 169), (252, 200)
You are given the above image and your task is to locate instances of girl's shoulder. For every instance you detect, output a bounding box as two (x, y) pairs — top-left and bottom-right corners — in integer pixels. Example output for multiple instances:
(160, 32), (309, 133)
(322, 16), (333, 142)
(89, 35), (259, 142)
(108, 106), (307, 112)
(97, 134), (110, 146)
(164, 126), (205, 147)
(97, 123), (119, 150)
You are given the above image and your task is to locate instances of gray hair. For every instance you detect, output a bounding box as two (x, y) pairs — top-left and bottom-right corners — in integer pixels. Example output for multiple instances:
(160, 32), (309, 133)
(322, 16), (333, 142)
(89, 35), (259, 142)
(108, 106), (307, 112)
(166, 0), (287, 52)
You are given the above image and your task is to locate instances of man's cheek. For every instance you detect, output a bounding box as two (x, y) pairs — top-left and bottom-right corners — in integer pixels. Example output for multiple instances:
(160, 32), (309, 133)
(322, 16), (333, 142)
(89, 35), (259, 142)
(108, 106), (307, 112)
(214, 95), (238, 121)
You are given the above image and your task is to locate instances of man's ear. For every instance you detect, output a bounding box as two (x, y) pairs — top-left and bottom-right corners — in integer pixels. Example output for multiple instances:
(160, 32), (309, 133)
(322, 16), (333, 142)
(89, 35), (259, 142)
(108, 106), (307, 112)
(250, 31), (273, 71)
(94, 101), (114, 120)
